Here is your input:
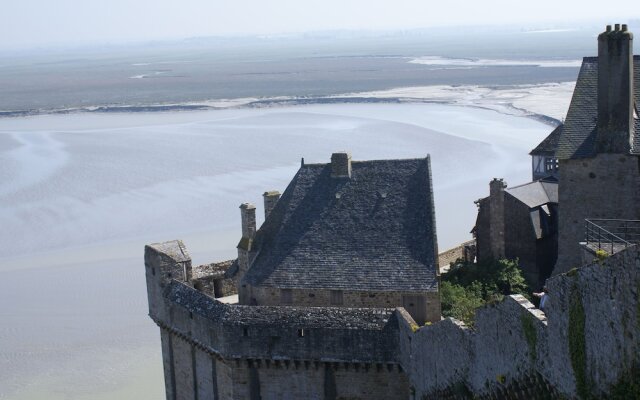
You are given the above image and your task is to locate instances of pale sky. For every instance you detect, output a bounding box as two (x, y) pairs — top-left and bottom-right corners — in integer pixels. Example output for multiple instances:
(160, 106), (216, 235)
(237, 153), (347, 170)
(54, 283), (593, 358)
(2, 0), (639, 49)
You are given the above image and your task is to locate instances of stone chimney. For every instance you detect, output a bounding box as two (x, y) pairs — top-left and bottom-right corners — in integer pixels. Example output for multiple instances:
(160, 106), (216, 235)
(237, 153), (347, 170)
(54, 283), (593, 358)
(263, 191), (281, 219)
(237, 203), (256, 277)
(489, 178), (507, 258)
(331, 152), (352, 178)
(596, 24), (634, 153)
(239, 203), (256, 238)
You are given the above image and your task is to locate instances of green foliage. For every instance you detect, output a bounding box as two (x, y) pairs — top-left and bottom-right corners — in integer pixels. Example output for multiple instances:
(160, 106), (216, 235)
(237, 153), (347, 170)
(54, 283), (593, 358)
(440, 281), (484, 326)
(569, 286), (590, 399)
(441, 258), (531, 325)
(521, 313), (537, 361)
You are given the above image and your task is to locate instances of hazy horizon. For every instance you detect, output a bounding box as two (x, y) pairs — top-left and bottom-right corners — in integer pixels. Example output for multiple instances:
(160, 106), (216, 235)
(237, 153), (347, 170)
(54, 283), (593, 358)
(1, 0), (639, 51)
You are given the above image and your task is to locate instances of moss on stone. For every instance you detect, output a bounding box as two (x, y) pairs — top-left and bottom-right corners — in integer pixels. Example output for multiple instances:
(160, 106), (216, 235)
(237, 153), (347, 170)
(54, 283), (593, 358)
(521, 313), (537, 361)
(569, 286), (590, 399)
(595, 249), (609, 263)
(566, 268), (579, 277)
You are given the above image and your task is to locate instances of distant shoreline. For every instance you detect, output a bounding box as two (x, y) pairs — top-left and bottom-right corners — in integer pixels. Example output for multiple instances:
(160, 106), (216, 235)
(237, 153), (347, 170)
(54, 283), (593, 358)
(0, 82), (571, 127)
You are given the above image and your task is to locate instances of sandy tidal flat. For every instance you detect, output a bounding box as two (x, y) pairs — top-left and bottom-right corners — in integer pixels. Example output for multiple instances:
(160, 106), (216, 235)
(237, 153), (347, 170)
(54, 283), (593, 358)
(0, 103), (554, 399)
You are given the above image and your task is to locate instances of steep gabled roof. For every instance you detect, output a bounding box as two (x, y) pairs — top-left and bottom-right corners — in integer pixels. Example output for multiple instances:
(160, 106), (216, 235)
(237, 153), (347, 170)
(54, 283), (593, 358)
(556, 56), (640, 159)
(530, 124), (563, 156)
(242, 157), (439, 292)
(506, 180), (558, 209)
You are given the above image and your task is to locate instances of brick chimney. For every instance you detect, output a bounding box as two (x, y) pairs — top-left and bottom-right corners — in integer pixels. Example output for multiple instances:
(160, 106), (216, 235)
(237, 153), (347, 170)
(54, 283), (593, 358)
(331, 152), (352, 178)
(596, 24), (634, 153)
(489, 178), (507, 258)
(263, 191), (281, 219)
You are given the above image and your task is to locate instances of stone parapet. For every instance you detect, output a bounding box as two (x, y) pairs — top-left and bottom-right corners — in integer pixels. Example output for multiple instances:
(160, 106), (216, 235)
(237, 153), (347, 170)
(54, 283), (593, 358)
(146, 240), (640, 399)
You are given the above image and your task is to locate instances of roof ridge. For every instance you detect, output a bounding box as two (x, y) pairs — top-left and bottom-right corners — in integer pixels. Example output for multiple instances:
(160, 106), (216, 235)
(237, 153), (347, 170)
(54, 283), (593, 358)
(301, 157), (430, 168)
(506, 180), (542, 191)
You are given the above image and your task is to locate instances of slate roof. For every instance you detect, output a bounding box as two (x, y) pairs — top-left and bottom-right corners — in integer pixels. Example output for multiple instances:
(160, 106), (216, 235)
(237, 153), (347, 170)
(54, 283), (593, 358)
(556, 55), (640, 159)
(530, 124), (563, 156)
(506, 180), (558, 209)
(167, 281), (397, 330)
(146, 241), (191, 263)
(242, 157), (438, 292)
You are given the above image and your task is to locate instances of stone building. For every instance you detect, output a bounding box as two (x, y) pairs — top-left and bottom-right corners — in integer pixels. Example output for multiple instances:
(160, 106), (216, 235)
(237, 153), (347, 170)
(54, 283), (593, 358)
(238, 153), (441, 324)
(554, 23), (640, 273)
(473, 177), (558, 288)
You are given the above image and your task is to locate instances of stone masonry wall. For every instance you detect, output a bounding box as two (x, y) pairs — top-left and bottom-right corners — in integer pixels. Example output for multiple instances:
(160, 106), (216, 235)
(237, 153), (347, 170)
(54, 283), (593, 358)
(146, 241), (408, 399)
(192, 260), (238, 298)
(147, 240), (640, 399)
(555, 153), (640, 274)
(244, 285), (441, 324)
(400, 244), (640, 399)
(438, 240), (476, 270)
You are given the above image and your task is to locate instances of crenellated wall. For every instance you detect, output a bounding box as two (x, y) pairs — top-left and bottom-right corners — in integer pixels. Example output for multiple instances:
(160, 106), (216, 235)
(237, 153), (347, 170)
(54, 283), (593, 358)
(146, 240), (640, 399)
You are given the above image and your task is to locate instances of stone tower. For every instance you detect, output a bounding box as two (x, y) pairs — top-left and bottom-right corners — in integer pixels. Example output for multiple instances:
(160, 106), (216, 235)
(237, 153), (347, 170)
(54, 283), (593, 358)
(554, 24), (639, 273)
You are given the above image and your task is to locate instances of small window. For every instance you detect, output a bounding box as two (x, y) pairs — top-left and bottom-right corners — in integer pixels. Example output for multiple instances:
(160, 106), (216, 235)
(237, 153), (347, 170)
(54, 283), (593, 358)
(297, 329), (305, 337)
(545, 157), (558, 173)
(330, 290), (343, 306)
(308, 293), (315, 298)
(152, 268), (156, 276)
(189, 312), (193, 319)
(243, 327), (249, 337)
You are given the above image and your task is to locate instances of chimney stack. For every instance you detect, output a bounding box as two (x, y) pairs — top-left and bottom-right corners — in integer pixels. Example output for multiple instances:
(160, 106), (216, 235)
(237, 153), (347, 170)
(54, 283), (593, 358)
(239, 203), (256, 239)
(489, 178), (507, 258)
(237, 203), (256, 278)
(596, 23), (634, 153)
(331, 152), (352, 178)
(263, 191), (281, 219)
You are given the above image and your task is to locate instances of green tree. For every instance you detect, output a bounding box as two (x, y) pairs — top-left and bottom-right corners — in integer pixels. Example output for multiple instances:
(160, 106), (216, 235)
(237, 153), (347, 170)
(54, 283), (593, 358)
(440, 258), (530, 325)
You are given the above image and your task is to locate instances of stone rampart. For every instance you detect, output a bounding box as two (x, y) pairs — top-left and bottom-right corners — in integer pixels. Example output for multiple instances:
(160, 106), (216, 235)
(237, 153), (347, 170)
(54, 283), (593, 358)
(146, 240), (640, 399)
(401, 244), (640, 399)
(164, 281), (401, 363)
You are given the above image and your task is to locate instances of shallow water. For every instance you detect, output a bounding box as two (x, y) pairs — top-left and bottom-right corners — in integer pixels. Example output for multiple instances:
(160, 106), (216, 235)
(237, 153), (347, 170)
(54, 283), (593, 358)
(0, 103), (551, 399)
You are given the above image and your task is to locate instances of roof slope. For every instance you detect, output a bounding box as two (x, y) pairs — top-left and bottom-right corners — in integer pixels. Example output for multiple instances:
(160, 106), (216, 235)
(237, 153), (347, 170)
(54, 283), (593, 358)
(506, 180), (558, 208)
(556, 56), (640, 159)
(243, 157), (438, 292)
(530, 124), (563, 156)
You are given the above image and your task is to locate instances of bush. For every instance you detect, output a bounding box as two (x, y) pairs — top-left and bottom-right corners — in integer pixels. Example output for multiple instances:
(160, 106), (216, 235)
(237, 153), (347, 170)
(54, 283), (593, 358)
(441, 258), (530, 325)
